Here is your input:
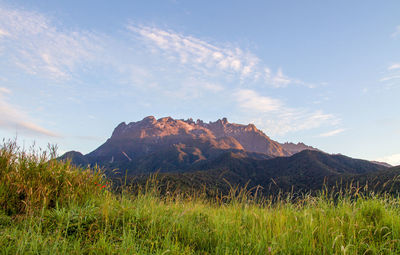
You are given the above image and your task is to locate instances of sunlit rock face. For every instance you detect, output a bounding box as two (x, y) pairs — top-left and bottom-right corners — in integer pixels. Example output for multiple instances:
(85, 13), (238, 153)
(62, 116), (321, 175)
(109, 116), (302, 157)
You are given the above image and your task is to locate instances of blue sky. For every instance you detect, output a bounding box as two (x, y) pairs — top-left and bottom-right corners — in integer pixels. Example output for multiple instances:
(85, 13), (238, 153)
(0, 0), (399, 165)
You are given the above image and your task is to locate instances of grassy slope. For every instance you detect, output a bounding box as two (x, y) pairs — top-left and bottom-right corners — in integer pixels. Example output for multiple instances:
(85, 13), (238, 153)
(1, 141), (400, 254)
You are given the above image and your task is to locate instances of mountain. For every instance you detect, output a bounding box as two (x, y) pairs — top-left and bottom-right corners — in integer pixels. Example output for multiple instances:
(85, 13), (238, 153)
(104, 116), (291, 157)
(62, 116), (317, 174)
(60, 116), (390, 194)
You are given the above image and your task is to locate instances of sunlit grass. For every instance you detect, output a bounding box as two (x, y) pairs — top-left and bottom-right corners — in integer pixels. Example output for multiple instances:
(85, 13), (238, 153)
(1, 140), (400, 254)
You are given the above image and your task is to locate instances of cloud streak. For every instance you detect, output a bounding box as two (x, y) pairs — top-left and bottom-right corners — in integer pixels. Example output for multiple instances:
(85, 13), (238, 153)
(318, 128), (345, 137)
(391, 25), (400, 38)
(0, 5), (104, 80)
(381, 63), (400, 87)
(388, 63), (400, 70)
(234, 89), (339, 136)
(127, 24), (316, 88)
(128, 24), (259, 77)
(234, 89), (282, 113)
(0, 87), (58, 137)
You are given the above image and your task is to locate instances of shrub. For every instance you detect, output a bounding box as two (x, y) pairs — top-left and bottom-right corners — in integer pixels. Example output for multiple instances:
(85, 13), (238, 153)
(0, 140), (106, 215)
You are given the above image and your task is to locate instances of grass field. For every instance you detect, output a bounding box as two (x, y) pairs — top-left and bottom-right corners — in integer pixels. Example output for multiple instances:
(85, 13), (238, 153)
(1, 141), (400, 254)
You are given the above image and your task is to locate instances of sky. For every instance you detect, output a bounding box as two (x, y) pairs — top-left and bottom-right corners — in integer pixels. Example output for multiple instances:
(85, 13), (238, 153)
(0, 0), (399, 165)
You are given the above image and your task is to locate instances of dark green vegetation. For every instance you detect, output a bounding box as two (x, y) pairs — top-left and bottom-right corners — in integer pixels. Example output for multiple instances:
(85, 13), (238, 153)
(68, 148), (393, 197)
(3, 141), (400, 254)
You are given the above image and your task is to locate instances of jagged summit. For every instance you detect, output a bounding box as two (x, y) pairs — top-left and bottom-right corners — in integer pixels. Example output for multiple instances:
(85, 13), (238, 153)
(61, 116), (325, 175)
(60, 116), (389, 191)
(110, 116), (290, 156)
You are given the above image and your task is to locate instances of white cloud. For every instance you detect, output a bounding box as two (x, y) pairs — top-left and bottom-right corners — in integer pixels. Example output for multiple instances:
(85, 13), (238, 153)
(128, 25), (257, 76)
(388, 63), (400, 70)
(0, 88), (58, 137)
(0, 6), (104, 80)
(234, 89), (339, 136)
(234, 89), (282, 112)
(0, 86), (11, 94)
(380, 75), (400, 82)
(0, 28), (9, 37)
(318, 128), (345, 137)
(127, 24), (314, 88)
(376, 153), (400, 166)
(271, 68), (291, 88)
(391, 25), (400, 38)
(380, 63), (400, 87)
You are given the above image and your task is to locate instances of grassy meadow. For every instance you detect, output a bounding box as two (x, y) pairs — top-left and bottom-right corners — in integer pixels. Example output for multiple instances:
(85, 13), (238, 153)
(1, 141), (400, 254)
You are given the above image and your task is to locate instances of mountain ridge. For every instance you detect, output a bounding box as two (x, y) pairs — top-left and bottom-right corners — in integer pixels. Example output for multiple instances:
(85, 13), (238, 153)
(109, 116), (294, 157)
(60, 116), (389, 194)
(63, 116), (321, 171)
(124, 149), (390, 195)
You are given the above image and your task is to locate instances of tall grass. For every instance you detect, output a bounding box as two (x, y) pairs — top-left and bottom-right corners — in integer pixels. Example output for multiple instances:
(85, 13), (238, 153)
(0, 140), (105, 215)
(1, 140), (400, 254)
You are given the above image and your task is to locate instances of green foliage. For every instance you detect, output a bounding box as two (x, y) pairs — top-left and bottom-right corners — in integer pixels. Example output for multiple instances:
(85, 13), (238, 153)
(359, 200), (385, 225)
(1, 141), (400, 254)
(0, 140), (106, 215)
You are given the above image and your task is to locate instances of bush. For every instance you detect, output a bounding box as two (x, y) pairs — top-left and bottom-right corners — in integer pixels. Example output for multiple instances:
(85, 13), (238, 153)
(0, 140), (106, 215)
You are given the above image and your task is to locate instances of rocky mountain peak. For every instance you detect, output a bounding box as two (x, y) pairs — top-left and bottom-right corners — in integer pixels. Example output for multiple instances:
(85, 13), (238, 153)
(110, 116), (295, 156)
(142, 115), (157, 124)
(104, 116), (320, 157)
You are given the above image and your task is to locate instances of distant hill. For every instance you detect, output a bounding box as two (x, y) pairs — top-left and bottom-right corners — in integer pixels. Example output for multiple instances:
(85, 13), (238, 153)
(370, 161), (393, 168)
(127, 149), (388, 195)
(61, 151), (88, 166)
(280, 142), (319, 154)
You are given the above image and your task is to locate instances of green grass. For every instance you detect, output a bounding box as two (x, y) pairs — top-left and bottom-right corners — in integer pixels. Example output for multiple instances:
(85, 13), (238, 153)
(1, 140), (400, 254)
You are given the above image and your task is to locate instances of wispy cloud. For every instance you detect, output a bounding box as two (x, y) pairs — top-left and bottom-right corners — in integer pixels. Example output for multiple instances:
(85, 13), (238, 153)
(380, 75), (400, 82)
(0, 28), (9, 37)
(127, 24), (258, 77)
(318, 128), (345, 137)
(376, 153), (400, 166)
(381, 63), (400, 87)
(391, 25), (400, 38)
(388, 63), (400, 70)
(127, 24), (316, 88)
(234, 89), (339, 136)
(0, 87), (58, 137)
(0, 4), (318, 90)
(0, 86), (11, 94)
(163, 78), (225, 100)
(234, 89), (282, 112)
(0, 5), (104, 80)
